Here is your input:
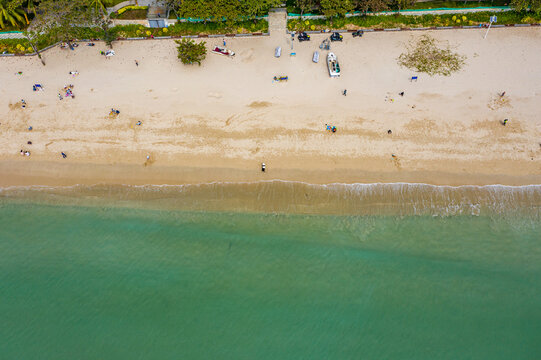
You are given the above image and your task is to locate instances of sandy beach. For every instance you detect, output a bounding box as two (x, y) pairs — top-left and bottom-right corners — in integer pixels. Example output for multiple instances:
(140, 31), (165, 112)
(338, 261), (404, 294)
(1, 27), (541, 187)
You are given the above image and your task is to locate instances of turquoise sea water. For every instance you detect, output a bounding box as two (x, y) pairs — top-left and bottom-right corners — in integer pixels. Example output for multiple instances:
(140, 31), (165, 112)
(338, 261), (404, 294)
(1, 185), (541, 359)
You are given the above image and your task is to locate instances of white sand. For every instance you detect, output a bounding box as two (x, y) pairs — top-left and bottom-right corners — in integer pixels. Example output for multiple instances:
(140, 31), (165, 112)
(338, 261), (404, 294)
(1, 27), (540, 186)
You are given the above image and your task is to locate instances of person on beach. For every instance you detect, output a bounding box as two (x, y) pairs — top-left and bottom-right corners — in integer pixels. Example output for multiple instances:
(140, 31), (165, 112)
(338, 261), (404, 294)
(500, 91), (506, 97)
(399, 92), (405, 96)
(28, 126), (32, 131)
(27, 141), (32, 145)
(136, 121), (142, 126)
(388, 130), (392, 134)
(342, 89), (347, 96)
(61, 152), (67, 159)
(21, 99), (26, 108)
(223, 39), (226, 46)
(135, 60), (139, 66)
(503, 119), (508, 126)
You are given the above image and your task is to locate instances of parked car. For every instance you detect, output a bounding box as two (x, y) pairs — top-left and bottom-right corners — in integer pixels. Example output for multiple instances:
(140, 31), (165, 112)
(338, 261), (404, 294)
(352, 30), (364, 38)
(330, 32), (343, 42)
(298, 32), (310, 42)
(275, 46), (281, 58)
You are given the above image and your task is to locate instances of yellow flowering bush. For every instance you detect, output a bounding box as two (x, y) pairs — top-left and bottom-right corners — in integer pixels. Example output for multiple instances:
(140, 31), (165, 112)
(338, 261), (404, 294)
(117, 6), (148, 15)
(163, 28), (168, 33)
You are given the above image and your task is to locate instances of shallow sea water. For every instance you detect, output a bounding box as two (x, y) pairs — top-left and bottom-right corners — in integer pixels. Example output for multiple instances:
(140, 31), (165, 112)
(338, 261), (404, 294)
(1, 184), (541, 359)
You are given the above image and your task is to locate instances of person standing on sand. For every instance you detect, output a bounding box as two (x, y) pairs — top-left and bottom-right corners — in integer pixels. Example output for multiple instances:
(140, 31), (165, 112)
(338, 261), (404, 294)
(503, 119), (508, 126)
(135, 60), (139, 67)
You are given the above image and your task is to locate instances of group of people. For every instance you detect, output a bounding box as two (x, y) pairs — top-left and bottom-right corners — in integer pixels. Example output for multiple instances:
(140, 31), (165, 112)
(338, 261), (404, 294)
(59, 84), (75, 100)
(325, 124), (337, 133)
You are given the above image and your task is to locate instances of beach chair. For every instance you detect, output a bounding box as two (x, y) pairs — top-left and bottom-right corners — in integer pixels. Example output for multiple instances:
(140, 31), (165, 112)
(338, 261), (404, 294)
(410, 76), (418, 82)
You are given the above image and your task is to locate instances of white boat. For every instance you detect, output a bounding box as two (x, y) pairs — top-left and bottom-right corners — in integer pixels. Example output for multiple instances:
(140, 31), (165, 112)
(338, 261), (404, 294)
(327, 52), (340, 77)
(212, 46), (235, 57)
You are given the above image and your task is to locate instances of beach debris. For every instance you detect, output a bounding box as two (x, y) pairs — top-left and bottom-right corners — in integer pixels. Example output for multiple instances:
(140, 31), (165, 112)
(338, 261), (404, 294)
(410, 76), (418, 82)
(275, 46), (281, 58)
(312, 51), (319, 63)
(398, 35), (466, 76)
(69, 71), (79, 76)
(109, 108), (120, 117)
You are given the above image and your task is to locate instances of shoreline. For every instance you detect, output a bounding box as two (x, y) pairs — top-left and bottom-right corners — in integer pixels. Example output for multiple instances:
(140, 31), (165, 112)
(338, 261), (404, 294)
(1, 158), (541, 188)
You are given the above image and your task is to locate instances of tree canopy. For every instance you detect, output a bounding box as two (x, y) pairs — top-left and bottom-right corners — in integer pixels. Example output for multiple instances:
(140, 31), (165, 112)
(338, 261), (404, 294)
(175, 38), (207, 65)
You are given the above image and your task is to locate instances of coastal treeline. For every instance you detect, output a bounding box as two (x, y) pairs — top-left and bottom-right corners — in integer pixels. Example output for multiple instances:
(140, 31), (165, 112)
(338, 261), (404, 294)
(2, 0), (541, 32)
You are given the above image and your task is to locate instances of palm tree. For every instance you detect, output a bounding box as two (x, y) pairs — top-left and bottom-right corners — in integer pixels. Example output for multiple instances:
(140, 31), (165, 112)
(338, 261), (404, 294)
(88, 0), (110, 10)
(0, 0), (26, 29)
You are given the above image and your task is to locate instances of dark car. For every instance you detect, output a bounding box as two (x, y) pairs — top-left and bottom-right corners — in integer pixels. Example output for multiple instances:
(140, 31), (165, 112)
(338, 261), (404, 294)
(352, 30), (364, 37)
(330, 32), (343, 42)
(298, 32), (310, 42)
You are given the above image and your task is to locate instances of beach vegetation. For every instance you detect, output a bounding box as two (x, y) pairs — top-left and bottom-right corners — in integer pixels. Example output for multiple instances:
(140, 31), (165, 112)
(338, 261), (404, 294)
(295, 0), (317, 18)
(287, 10), (541, 30)
(320, 0), (354, 24)
(0, 0), (27, 29)
(31, 0), (98, 43)
(397, 34), (466, 76)
(510, 0), (541, 13)
(110, 5), (148, 19)
(175, 38), (206, 65)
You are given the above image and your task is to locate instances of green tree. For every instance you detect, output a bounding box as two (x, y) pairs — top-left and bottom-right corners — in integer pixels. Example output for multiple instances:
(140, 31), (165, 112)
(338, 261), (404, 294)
(176, 0), (211, 23)
(0, 0), (26, 29)
(31, 0), (97, 45)
(511, 0), (541, 13)
(393, 0), (416, 13)
(295, 0), (316, 18)
(242, 0), (282, 21)
(175, 38), (206, 65)
(211, 0), (240, 26)
(354, 0), (390, 14)
(320, 0), (353, 24)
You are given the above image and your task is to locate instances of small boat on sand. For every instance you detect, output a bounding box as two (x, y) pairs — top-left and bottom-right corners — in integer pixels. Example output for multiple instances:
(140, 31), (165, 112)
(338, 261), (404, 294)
(327, 52), (340, 78)
(212, 46), (235, 57)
